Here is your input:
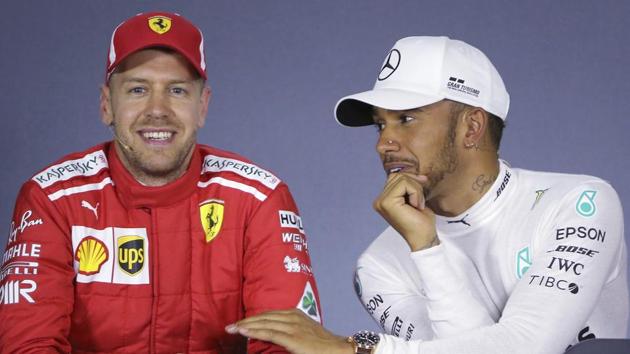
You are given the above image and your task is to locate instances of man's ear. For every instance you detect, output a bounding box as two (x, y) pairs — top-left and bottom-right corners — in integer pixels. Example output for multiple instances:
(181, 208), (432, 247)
(100, 84), (113, 126)
(461, 107), (488, 148)
(197, 84), (212, 128)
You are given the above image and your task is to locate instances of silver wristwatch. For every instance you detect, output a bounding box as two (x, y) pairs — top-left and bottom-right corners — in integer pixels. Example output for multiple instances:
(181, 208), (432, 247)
(347, 330), (380, 354)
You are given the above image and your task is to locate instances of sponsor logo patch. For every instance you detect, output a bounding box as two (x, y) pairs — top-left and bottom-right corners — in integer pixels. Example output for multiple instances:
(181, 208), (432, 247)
(379, 305), (391, 330)
(494, 171), (511, 201)
(365, 294), (384, 315)
(72, 226), (149, 285)
(199, 200), (224, 243)
(391, 316), (404, 337)
(202, 155), (280, 189)
(0, 279), (37, 304)
(528, 274), (579, 294)
(378, 49), (401, 81)
(32, 150), (108, 188)
(282, 232), (308, 252)
(0, 261), (39, 282)
(576, 190), (597, 217)
(148, 16), (171, 34)
(531, 188), (550, 210)
(354, 270), (362, 298)
(297, 281), (321, 323)
(547, 257), (585, 275)
(447, 77), (480, 98)
(555, 226), (605, 243)
(75, 237), (109, 276)
(117, 236), (145, 276)
(446, 214), (471, 227)
(283, 256), (301, 273)
(2, 243), (41, 264)
(81, 200), (99, 220)
(547, 245), (599, 258)
(405, 323), (415, 341)
(8, 210), (43, 244)
(516, 246), (532, 279)
(279, 210), (304, 232)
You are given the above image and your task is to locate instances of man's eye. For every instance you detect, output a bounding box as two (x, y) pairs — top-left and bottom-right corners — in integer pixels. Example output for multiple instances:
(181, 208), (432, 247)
(129, 87), (146, 94)
(401, 116), (415, 124)
(374, 122), (385, 132)
(171, 87), (187, 95)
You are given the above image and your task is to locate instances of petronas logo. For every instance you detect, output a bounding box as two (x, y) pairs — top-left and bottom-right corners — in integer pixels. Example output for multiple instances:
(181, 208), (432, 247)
(576, 190), (597, 217)
(516, 246), (532, 279)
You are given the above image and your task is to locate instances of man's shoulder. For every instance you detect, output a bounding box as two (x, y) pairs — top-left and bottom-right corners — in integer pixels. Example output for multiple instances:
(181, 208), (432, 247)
(197, 144), (283, 192)
(512, 166), (621, 220)
(514, 166), (615, 196)
(29, 143), (110, 191)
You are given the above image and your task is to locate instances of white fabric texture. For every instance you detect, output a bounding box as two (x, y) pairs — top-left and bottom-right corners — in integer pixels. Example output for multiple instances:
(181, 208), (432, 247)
(355, 161), (628, 354)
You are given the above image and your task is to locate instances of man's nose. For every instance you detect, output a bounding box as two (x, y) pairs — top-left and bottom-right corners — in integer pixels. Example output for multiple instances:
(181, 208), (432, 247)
(376, 130), (400, 155)
(145, 91), (171, 119)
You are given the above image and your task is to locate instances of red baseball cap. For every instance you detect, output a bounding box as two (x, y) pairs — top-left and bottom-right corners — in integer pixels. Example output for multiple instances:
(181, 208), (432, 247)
(106, 12), (207, 80)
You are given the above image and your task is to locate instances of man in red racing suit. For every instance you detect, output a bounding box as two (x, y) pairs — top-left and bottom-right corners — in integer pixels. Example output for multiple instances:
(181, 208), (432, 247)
(0, 11), (320, 354)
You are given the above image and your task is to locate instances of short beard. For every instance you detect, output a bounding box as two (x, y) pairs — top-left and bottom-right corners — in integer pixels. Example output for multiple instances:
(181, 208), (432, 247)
(424, 106), (460, 197)
(118, 134), (197, 185)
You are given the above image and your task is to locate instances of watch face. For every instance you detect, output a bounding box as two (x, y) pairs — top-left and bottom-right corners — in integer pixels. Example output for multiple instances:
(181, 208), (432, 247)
(353, 331), (380, 348)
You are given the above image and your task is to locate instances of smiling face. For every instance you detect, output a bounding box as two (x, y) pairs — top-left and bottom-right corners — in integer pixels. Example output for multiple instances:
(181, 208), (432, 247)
(100, 48), (211, 186)
(373, 100), (462, 200)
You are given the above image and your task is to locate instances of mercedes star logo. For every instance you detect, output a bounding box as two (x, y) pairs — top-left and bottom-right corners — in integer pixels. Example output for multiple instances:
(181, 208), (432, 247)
(378, 49), (401, 81)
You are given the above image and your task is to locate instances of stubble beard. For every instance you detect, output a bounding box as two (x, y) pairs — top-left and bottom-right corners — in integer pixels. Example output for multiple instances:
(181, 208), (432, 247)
(424, 116), (459, 199)
(117, 132), (197, 185)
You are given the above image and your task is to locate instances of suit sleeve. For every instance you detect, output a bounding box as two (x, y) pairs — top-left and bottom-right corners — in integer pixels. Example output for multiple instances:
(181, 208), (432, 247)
(242, 183), (321, 353)
(374, 181), (627, 354)
(356, 228), (493, 341)
(0, 182), (74, 354)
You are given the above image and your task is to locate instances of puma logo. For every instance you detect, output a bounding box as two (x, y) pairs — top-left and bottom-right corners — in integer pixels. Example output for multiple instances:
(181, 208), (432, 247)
(81, 200), (99, 220)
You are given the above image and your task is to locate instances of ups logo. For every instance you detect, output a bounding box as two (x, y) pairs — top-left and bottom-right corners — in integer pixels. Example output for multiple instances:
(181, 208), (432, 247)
(118, 236), (145, 276)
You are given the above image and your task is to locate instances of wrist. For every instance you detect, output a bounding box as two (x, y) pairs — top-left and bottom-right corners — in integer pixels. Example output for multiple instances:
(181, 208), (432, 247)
(406, 233), (440, 252)
(338, 336), (356, 354)
(347, 330), (380, 354)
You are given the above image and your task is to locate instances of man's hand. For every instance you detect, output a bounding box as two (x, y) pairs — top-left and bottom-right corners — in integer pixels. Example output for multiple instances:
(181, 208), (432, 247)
(226, 309), (354, 354)
(373, 172), (438, 251)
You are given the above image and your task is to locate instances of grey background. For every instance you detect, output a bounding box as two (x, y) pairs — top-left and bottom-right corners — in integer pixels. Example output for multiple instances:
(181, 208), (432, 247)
(1, 0), (629, 337)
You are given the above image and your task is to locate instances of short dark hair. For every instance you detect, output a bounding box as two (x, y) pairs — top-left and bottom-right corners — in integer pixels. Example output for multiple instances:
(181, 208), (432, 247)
(447, 100), (505, 150)
(486, 113), (505, 150)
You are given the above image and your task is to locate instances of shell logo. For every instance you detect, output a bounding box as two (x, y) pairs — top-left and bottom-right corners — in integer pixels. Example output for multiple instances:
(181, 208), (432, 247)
(75, 236), (109, 275)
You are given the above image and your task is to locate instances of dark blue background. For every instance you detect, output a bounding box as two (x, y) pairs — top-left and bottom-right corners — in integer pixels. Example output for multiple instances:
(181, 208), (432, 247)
(1, 0), (628, 337)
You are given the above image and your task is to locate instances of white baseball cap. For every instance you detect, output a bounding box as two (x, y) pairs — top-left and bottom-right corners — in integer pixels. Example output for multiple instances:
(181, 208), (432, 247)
(335, 36), (510, 127)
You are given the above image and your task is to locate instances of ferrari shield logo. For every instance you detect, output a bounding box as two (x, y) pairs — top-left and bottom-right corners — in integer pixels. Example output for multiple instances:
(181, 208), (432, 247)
(200, 200), (224, 243)
(148, 16), (172, 34)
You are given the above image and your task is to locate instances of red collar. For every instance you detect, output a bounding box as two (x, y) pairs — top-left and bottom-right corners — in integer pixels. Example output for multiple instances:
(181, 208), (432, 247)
(107, 142), (201, 208)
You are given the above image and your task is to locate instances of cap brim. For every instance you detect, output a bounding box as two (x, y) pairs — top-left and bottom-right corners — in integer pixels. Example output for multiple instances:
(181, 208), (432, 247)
(334, 88), (443, 127)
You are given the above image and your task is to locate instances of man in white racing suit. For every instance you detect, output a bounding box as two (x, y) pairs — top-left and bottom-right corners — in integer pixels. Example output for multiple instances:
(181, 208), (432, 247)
(226, 36), (628, 354)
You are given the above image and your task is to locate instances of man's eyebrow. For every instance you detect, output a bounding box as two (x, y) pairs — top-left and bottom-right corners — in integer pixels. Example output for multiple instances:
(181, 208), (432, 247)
(120, 78), (195, 85)
(121, 78), (149, 84)
(401, 107), (426, 114)
(371, 107), (426, 121)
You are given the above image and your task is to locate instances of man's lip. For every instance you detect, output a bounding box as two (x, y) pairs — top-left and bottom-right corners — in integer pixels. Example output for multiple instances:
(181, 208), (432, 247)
(383, 163), (415, 174)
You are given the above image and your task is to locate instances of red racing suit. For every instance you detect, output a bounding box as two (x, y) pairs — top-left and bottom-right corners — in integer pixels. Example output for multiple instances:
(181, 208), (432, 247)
(0, 142), (321, 353)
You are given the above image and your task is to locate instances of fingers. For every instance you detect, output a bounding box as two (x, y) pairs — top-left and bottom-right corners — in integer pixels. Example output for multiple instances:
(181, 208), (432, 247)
(374, 172), (427, 212)
(231, 309), (308, 327)
(230, 326), (295, 350)
(226, 309), (310, 336)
